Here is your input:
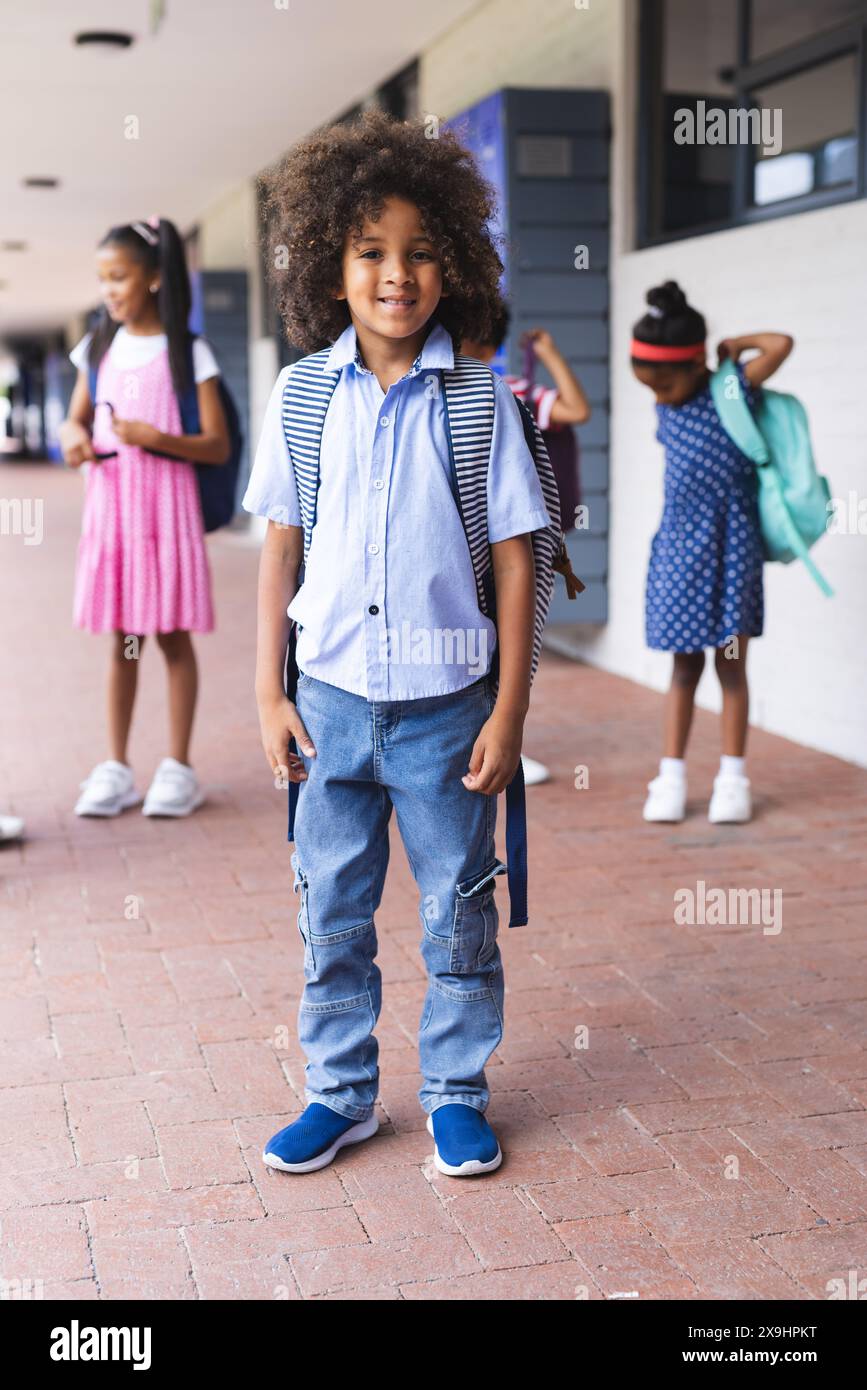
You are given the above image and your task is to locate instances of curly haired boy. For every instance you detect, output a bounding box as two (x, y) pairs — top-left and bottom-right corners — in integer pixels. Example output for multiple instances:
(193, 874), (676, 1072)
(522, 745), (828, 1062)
(243, 108), (553, 1176)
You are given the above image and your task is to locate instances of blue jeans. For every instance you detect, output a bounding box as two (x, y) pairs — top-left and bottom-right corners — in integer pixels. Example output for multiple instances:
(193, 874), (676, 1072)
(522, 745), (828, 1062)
(291, 671), (507, 1123)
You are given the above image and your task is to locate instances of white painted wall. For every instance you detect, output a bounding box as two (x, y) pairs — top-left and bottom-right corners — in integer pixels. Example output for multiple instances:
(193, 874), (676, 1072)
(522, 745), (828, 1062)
(198, 182), (256, 271)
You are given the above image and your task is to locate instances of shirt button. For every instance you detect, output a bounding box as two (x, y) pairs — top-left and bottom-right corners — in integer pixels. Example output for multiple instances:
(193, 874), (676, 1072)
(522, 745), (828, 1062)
(367, 543), (380, 555)
(372, 478), (384, 490)
(368, 604), (379, 615)
(380, 415), (389, 428)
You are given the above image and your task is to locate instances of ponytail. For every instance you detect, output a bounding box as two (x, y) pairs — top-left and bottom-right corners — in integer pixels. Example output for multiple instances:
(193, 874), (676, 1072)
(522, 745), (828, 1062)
(154, 218), (193, 398)
(87, 216), (193, 397)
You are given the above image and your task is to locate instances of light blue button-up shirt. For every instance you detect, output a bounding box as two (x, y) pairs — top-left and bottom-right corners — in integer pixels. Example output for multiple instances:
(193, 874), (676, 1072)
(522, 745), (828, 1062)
(242, 319), (551, 701)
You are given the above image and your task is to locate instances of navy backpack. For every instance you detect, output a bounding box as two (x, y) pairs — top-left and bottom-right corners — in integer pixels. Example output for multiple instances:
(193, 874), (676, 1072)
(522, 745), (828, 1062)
(87, 330), (242, 533)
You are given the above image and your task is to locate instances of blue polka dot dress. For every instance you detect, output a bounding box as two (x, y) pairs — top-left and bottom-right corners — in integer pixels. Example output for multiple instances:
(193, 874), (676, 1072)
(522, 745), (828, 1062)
(645, 361), (764, 652)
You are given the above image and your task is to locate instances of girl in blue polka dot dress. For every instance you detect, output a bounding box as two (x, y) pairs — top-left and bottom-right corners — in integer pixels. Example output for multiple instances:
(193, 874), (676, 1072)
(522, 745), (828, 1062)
(631, 281), (793, 825)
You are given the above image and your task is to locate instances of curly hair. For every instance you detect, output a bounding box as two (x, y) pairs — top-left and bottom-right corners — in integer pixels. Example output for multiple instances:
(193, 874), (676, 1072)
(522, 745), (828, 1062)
(260, 107), (505, 353)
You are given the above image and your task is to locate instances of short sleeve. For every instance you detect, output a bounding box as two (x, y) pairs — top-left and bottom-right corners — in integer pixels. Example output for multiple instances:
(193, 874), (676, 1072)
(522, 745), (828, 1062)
(69, 333), (92, 372)
(486, 374), (553, 544)
(192, 337), (220, 383)
(241, 366), (302, 527)
(529, 383), (560, 432)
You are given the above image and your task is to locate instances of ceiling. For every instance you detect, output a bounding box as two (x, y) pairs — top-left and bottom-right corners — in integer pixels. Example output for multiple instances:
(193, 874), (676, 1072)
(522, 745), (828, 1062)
(0, 0), (479, 337)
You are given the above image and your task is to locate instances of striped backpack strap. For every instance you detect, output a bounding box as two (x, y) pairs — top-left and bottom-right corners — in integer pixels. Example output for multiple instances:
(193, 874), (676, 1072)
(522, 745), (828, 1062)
(280, 347), (340, 849)
(442, 355), (564, 687)
(441, 355), (497, 616)
(513, 398), (563, 682)
(281, 348), (341, 564)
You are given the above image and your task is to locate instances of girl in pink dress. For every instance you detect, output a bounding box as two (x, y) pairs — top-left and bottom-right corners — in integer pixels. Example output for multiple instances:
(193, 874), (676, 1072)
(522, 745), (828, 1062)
(59, 216), (230, 818)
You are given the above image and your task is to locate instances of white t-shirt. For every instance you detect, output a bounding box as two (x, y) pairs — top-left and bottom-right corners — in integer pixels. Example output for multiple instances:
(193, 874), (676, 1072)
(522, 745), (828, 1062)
(69, 327), (219, 382)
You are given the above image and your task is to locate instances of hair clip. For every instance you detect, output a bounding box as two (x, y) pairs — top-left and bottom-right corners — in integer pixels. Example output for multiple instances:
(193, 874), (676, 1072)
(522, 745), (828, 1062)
(131, 221), (159, 247)
(646, 305), (664, 318)
(146, 214), (160, 230)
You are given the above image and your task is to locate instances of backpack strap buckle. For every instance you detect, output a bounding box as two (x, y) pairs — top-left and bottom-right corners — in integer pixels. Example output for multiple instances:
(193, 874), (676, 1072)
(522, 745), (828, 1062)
(552, 535), (585, 599)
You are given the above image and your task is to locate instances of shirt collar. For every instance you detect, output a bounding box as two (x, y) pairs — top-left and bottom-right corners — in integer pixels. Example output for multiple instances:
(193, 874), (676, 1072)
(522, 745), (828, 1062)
(325, 319), (455, 378)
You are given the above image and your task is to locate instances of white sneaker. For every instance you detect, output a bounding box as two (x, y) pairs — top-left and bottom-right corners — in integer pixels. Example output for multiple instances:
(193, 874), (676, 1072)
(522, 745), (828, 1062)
(75, 760), (142, 817)
(142, 758), (205, 817)
(643, 773), (687, 823)
(708, 772), (752, 824)
(521, 754), (550, 786)
(0, 813), (24, 841)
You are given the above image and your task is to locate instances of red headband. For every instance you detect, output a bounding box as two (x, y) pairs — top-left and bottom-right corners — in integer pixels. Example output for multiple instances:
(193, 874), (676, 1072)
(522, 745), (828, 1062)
(630, 339), (705, 362)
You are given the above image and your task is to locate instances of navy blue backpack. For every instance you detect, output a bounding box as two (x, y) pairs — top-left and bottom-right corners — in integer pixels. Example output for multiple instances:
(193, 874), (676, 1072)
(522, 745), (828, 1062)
(87, 330), (242, 532)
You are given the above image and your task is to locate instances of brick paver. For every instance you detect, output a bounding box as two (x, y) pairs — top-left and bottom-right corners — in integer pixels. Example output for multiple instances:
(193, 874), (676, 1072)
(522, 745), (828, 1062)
(1, 460), (866, 1301)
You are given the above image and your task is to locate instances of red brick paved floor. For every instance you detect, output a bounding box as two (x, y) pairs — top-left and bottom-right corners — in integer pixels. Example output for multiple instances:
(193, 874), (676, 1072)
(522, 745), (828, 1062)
(2, 460), (866, 1301)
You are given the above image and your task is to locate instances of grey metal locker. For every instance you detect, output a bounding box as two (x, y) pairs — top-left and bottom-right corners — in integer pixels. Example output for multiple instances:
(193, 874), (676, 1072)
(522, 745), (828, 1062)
(199, 270), (250, 506)
(501, 87), (611, 624)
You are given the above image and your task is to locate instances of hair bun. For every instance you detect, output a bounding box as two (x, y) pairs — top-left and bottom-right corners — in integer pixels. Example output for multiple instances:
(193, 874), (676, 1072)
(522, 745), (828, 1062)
(647, 281), (688, 316)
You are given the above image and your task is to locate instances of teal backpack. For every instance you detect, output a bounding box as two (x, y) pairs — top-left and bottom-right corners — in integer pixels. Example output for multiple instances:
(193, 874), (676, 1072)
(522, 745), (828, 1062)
(709, 364), (833, 597)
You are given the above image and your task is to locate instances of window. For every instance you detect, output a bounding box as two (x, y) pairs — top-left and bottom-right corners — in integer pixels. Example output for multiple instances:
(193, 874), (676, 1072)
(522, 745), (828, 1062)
(376, 61), (419, 121)
(750, 54), (858, 206)
(749, 0), (864, 60)
(334, 60), (420, 126)
(638, 0), (867, 244)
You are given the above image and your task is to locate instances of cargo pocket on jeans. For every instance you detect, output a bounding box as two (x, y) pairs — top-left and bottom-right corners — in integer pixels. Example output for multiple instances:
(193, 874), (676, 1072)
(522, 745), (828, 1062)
(451, 858), (507, 974)
(290, 849), (314, 972)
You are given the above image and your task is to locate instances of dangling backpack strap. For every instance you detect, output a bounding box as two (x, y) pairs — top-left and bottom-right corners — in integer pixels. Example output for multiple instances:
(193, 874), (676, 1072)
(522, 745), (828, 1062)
(504, 758), (528, 926)
(177, 333), (201, 433)
(709, 365), (833, 597)
(85, 324), (119, 405)
(442, 358), (531, 928)
(709, 366), (770, 464)
(280, 351), (341, 841)
(284, 619), (301, 842)
(553, 537), (586, 598)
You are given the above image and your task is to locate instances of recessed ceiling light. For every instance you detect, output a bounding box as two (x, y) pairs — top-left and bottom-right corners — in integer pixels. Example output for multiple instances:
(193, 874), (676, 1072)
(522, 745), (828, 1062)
(1, 241), (28, 252)
(23, 178), (59, 189)
(73, 31), (135, 51)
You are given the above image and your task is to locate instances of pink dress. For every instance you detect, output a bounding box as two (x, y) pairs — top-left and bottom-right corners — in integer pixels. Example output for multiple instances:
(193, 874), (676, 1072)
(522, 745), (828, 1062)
(74, 345), (215, 635)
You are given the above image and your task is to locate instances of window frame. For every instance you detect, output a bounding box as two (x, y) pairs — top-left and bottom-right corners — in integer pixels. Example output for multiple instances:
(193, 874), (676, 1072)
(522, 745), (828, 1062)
(637, 0), (867, 247)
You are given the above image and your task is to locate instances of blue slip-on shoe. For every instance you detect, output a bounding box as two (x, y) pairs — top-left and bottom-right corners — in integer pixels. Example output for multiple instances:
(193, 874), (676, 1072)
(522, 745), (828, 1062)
(262, 1103), (379, 1174)
(426, 1103), (503, 1176)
